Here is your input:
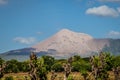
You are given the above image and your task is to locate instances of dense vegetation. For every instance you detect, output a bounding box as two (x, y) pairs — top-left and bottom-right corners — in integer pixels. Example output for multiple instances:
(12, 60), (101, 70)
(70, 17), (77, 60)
(0, 52), (120, 80)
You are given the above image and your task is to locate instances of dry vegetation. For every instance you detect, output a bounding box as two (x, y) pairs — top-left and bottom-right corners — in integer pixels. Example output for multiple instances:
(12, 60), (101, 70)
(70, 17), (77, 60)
(0, 71), (116, 80)
(0, 52), (120, 80)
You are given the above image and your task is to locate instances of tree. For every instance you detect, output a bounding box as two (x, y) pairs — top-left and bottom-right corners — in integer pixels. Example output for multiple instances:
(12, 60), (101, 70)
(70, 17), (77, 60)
(72, 61), (81, 72)
(89, 52), (109, 80)
(0, 58), (6, 78)
(72, 55), (81, 62)
(72, 58), (90, 72)
(104, 52), (114, 70)
(63, 57), (73, 80)
(37, 57), (48, 80)
(113, 56), (120, 68)
(112, 56), (120, 80)
(29, 52), (48, 80)
(5, 59), (19, 73)
(81, 70), (88, 80)
(29, 52), (38, 80)
(5, 76), (14, 80)
(42, 56), (55, 71)
(51, 62), (64, 72)
(50, 70), (57, 80)
(17, 61), (30, 72)
(0, 58), (4, 65)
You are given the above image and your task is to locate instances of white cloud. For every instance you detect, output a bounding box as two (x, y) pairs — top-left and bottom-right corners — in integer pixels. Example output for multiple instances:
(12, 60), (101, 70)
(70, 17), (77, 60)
(14, 37), (36, 44)
(87, 0), (96, 6)
(86, 5), (119, 17)
(117, 7), (120, 13)
(107, 31), (120, 38)
(37, 32), (42, 35)
(98, 0), (120, 2)
(0, 0), (8, 5)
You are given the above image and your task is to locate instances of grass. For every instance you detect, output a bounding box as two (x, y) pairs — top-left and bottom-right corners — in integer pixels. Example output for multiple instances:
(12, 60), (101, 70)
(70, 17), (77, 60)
(1, 73), (30, 80)
(0, 71), (116, 80)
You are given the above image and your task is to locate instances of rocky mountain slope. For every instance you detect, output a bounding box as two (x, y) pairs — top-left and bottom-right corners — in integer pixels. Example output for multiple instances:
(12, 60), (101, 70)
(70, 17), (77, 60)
(32, 29), (109, 57)
(0, 29), (120, 61)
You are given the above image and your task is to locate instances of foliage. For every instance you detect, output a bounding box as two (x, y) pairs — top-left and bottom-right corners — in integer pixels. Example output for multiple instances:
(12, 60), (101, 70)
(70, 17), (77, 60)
(72, 55), (81, 62)
(103, 52), (114, 70)
(0, 57), (4, 65)
(4, 59), (29, 73)
(90, 52), (110, 80)
(5, 76), (14, 80)
(51, 62), (64, 72)
(67, 75), (73, 80)
(0, 58), (5, 78)
(37, 57), (48, 80)
(0, 72), (4, 78)
(112, 55), (120, 67)
(1, 52), (120, 80)
(56, 59), (67, 63)
(81, 70), (88, 80)
(42, 56), (55, 71)
(5, 59), (19, 73)
(72, 59), (91, 72)
(17, 61), (30, 72)
(72, 61), (81, 72)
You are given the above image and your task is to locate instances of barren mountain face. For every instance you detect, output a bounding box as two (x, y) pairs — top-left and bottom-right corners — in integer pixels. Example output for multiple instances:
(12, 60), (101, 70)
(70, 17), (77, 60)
(32, 29), (109, 57)
(1, 29), (119, 61)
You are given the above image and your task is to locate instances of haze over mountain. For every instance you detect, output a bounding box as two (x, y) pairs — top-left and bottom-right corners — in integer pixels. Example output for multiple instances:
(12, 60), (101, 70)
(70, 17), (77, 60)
(0, 29), (120, 61)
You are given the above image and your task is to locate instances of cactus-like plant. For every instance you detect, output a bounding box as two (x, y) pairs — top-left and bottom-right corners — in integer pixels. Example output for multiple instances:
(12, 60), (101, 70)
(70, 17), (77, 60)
(63, 57), (73, 80)
(90, 52), (109, 80)
(29, 52), (48, 80)
(112, 66), (120, 80)
(0, 63), (7, 78)
(29, 52), (39, 80)
(51, 70), (57, 80)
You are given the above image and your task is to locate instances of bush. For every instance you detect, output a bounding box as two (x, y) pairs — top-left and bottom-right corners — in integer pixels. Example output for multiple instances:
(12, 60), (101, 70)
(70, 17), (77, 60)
(72, 59), (91, 72)
(67, 75), (73, 80)
(5, 76), (14, 80)
(51, 62), (64, 72)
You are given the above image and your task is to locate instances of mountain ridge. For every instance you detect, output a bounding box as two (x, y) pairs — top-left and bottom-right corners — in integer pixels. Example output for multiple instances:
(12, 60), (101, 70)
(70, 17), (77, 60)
(0, 29), (120, 61)
(32, 29), (93, 52)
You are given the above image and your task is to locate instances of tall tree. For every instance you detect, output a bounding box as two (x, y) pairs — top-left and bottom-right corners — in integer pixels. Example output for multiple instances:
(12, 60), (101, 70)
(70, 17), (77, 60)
(0, 58), (5, 78)
(90, 52), (109, 80)
(112, 56), (120, 80)
(29, 52), (48, 80)
(29, 52), (38, 80)
(63, 57), (73, 80)
(42, 56), (55, 71)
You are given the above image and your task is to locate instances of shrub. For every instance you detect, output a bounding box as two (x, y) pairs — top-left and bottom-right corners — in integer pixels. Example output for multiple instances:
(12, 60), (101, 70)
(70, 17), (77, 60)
(67, 75), (74, 80)
(51, 62), (64, 72)
(5, 76), (14, 80)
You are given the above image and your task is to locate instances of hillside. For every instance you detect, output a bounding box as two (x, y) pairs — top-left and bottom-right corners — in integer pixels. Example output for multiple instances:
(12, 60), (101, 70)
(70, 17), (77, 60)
(0, 29), (120, 61)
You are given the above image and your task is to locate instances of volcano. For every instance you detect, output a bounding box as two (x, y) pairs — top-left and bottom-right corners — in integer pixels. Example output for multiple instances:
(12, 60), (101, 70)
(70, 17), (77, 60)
(0, 29), (120, 61)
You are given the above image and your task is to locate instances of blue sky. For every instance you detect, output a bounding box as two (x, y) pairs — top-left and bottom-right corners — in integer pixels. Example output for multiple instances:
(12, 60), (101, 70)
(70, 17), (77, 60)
(0, 0), (120, 53)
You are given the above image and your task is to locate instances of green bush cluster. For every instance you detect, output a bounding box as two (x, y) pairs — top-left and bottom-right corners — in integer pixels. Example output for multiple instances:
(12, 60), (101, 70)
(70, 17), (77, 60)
(5, 76), (14, 80)
(0, 52), (120, 80)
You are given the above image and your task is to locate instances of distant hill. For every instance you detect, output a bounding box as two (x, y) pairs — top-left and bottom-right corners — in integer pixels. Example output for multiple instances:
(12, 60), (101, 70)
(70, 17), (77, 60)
(0, 29), (120, 61)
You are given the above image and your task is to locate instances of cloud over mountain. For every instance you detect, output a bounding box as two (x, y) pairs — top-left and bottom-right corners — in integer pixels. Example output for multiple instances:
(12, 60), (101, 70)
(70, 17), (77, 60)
(86, 5), (119, 17)
(13, 37), (36, 44)
(117, 7), (120, 13)
(0, 0), (8, 5)
(98, 0), (120, 2)
(107, 31), (120, 38)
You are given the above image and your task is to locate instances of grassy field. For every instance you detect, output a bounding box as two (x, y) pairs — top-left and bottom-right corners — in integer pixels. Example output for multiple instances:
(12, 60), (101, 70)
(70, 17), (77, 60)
(1, 72), (115, 80)
(1, 73), (30, 80)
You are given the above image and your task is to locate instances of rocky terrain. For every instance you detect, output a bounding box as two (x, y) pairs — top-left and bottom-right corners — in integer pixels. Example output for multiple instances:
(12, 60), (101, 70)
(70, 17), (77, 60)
(0, 29), (120, 61)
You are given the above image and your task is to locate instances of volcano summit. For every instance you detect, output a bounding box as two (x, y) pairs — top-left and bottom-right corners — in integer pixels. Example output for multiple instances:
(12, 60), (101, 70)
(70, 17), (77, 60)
(0, 29), (120, 61)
